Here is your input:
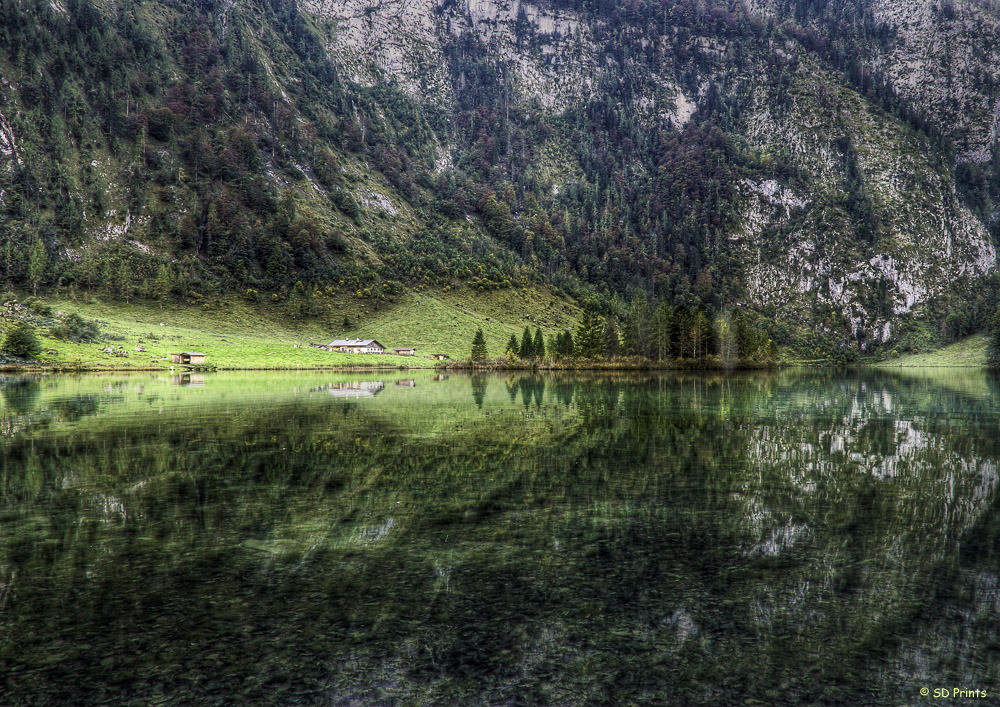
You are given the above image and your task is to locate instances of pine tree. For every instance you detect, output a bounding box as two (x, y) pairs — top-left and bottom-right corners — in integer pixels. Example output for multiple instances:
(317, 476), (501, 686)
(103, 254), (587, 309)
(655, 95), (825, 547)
(27, 236), (46, 297)
(265, 243), (287, 285)
(622, 297), (650, 357)
(560, 330), (575, 357)
(717, 311), (737, 363)
(988, 306), (1000, 368)
(471, 328), (488, 362)
(505, 333), (520, 357)
(520, 326), (534, 359)
(734, 311), (758, 362)
(153, 263), (172, 306)
(603, 317), (620, 358)
(547, 334), (559, 359)
(533, 328), (545, 359)
(575, 307), (604, 358)
(653, 302), (673, 361)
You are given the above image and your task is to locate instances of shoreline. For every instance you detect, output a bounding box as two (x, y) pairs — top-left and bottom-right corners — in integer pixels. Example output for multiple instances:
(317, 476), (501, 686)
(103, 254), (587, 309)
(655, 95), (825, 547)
(4, 360), (987, 375)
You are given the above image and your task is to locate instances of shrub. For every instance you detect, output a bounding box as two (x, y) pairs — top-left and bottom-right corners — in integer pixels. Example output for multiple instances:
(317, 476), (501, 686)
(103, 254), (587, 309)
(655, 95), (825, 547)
(51, 313), (101, 343)
(24, 297), (52, 316)
(1, 322), (43, 358)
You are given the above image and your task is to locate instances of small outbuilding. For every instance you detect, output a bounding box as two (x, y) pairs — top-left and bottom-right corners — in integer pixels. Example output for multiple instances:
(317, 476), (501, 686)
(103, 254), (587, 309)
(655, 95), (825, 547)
(393, 347), (416, 356)
(328, 339), (386, 354)
(171, 352), (207, 365)
(432, 353), (449, 361)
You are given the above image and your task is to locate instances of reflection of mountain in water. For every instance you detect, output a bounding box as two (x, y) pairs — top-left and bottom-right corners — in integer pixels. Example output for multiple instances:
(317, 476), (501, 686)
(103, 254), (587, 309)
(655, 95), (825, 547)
(312, 380), (385, 398)
(2, 370), (1000, 705)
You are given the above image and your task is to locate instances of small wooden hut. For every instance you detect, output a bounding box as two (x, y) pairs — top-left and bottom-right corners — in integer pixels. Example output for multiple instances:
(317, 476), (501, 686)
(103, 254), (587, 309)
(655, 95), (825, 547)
(170, 352), (207, 365)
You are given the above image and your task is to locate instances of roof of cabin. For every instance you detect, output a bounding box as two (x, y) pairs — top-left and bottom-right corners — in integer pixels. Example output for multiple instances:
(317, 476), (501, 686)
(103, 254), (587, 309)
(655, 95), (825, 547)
(328, 339), (382, 347)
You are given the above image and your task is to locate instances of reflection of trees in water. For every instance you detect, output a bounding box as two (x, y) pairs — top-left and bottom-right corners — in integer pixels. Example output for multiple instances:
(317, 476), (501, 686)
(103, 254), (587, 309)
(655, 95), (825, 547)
(471, 375), (487, 408)
(1, 372), (999, 704)
(51, 395), (101, 421)
(0, 377), (41, 415)
(504, 376), (546, 409)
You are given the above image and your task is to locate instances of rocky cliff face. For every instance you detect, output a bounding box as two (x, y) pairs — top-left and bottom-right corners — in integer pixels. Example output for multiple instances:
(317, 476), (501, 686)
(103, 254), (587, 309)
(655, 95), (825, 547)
(298, 0), (999, 349)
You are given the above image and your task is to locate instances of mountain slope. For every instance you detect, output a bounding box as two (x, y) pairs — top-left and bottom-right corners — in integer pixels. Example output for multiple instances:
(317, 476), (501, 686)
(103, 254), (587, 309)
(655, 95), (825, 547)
(1, 0), (998, 357)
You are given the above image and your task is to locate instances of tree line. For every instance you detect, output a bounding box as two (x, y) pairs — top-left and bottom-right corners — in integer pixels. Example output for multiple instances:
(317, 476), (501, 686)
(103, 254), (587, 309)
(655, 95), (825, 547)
(470, 303), (776, 366)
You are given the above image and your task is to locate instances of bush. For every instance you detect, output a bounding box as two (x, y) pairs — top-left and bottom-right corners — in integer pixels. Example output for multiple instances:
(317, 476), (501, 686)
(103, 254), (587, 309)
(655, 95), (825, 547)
(1, 322), (43, 358)
(1, 290), (16, 305)
(32, 301), (52, 316)
(52, 313), (101, 343)
(24, 297), (52, 315)
(331, 187), (361, 219)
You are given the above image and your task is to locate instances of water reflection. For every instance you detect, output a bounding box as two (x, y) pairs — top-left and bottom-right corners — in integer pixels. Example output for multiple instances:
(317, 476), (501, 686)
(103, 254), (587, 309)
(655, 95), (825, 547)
(0, 369), (998, 705)
(0, 376), (41, 414)
(471, 375), (488, 408)
(311, 380), (385, 398)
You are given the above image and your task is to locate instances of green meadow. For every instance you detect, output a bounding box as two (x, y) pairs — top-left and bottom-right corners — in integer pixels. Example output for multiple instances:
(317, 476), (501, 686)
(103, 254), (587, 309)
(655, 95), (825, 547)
(4, 287), (581, 370)
(876, 334), (989, 367)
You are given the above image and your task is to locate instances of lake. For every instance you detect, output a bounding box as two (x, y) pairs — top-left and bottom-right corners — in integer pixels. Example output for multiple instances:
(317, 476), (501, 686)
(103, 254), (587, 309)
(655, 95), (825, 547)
(1, 369), (998, 705)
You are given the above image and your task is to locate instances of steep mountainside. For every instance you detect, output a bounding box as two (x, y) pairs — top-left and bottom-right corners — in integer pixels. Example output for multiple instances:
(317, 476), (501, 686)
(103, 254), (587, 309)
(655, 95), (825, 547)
(1, 0), (999, 356)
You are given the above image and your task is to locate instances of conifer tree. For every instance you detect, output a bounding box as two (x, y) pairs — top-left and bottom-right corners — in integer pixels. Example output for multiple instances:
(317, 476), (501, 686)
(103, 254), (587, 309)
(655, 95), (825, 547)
(520, 326), (534, 359)
(153, 263), (172, 306)
(533, 328), (545, 359)
(28, 236), (46, 297)
(653, 302), (673, 361)
(561, 330), (575, 357)
(506, 333), (520, 357)
(988, 307), (1000, 368)
(575, 307), (604, 358)
(623, 297), (651, 357)
(603, 318), (620, 358)
(734, 311), (758, 362)
(471, 328), (488, 362)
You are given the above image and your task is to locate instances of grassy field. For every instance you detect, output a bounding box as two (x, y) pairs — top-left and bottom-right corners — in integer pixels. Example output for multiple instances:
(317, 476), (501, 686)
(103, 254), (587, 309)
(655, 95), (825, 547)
(875, 334), (989, 367)
(5, 287), (581, 371)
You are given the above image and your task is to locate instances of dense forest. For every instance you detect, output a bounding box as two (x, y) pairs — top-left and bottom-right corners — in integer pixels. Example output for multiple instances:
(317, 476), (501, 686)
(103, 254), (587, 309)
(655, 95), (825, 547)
(470, 301), (777, 367)
(1, 0), (998, 358)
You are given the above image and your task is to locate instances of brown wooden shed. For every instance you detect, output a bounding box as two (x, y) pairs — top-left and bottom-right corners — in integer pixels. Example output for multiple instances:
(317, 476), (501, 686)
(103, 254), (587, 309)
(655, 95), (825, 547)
(170, 352), (207, 365)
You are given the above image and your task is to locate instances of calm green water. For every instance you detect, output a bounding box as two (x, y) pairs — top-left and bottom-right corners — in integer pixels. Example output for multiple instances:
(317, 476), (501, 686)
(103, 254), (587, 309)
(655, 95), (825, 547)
(1, 369), (998, 706)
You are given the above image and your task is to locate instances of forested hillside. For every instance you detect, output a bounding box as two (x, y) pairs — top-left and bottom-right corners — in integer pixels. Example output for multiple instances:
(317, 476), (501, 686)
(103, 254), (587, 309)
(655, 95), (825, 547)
(1, 0), (998, 359)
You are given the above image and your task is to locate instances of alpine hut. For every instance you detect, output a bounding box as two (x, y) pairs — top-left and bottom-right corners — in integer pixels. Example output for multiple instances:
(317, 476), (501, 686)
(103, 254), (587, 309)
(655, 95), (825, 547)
(327, 339), (386, 354)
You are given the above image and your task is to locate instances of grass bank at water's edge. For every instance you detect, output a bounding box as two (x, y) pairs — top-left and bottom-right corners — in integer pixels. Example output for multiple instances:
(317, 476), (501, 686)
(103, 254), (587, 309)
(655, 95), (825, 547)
(3, 291), (993, 372)
(873, 334), (988, 368)
(1, 287), (582, 371)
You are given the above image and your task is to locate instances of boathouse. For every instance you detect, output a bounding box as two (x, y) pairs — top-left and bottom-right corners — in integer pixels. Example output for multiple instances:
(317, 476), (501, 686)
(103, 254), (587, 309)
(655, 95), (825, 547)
(170, 352), (207, 365)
